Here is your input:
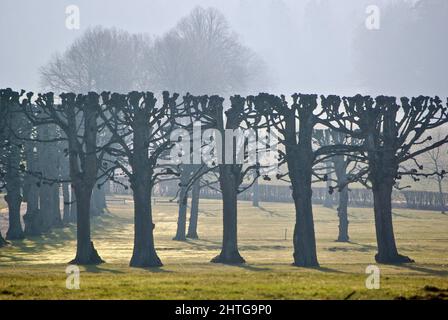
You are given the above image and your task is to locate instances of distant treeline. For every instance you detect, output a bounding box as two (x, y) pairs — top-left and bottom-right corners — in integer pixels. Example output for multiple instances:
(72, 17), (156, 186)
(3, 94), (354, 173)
(110, 180), (447, 212)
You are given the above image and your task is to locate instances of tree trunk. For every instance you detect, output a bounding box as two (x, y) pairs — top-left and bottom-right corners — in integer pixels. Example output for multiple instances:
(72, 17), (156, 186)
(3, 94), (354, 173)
(51, 182), (63, 228)
(62, 182), (71, 224)
(5, 144), (24, 240)
(186, 180), (200, 239)
(252, 179), (260, 207)
(23, 141), (43, 236)
(372, 182), (413, 264)
(23, 180), (41, 236)
(130, 182), (162, 267)
(211, 166), (245, 264)
(173, 169), (189, 241)
(5, 191), (23, 240)
(69, 186), (103, 265)
(90, 186), (106, 217)
(437, 177), (445, 214)
(291, 167), (319, 267)
(323, 164), (333, 208)
(97, 186), (107, 212)
(70, 186), (77, 223)
(333, 155), (349, 242)
(336, 186), (349, 242)
(0, 232), (7, 247)
(38, 181), (53, 232)
(287, 125), (319, 267)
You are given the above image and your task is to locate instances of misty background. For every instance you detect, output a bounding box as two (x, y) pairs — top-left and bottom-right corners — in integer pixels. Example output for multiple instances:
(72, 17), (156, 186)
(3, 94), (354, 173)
(0, 0), (447, 96)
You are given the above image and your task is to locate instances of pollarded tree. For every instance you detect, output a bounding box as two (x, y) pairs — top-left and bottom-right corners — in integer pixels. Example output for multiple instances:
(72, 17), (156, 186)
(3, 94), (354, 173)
(325, 94), (448, 263)
(0, 89), (26, 240)
(186, 179), (201, 239)
(24, 91), (106, 264)
(22, 116), (42, 235)
(191, 94), (271, 264)
(0, 89), (15, 245)
(423, 129), (448, 214)
(149, 7), (268, 239)
(37, 123), (63, 230)
(173, 164), (203, 241)
(314, 128), (363, 242)
(100, 91), (181, 267)
(252, 93), (358, 267)
(41, 27), (152, 217)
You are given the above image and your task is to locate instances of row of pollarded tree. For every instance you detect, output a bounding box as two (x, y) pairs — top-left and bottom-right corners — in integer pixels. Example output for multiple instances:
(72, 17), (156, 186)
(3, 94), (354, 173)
(0, 89), (447, 267)
(0, 90), (107, 244)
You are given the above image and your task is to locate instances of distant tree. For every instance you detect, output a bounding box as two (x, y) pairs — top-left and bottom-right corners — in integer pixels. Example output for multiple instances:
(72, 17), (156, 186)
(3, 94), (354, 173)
(204, 95), (271, 264)
(40, 26), (151, 93)
(314, 129), (361, 242)
(186, 179), (201, 239)
(148, 6), (266, 95)
(23, 91), (106, 264)
(40, 26), (150, 218)
(326, 94), (448, 263)
(149, 6), (267, 241)
(0, 89), (26, 240)
(424, 129), (448, 214)
(100, 91), (181, 267)
(252, 93), (358, 267)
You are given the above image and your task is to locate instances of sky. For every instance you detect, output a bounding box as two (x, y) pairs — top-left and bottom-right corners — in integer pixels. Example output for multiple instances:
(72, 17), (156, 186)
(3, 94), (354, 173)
(0, 0), (446, 96)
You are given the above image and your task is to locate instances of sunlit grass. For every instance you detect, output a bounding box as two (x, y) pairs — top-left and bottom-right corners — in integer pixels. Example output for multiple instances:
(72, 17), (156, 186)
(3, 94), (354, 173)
(0, 196), (447, 299)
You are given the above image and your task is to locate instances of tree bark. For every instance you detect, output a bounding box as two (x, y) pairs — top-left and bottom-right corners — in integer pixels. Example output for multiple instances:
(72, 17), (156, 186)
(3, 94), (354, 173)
(90, 187), (101, 217)
(437, 177), (445, 214)
(50, 182), (62, 228)
(336, 186), (349, 242)
(37, 126), (61, 231)
(0, 232), (7, 247)
(69, 186), (103, 265)
(38, 180), (53, 232)
(323, 164), (333, 208)
(211, 165), (245, 264)
(23, 141), (43, 236)
(130, 181), (162, 267)
(252, 179), (260, 207)
(69, 186), (77, 223)
(372, 181), (413, 264)
(186, 180), (200, 239)
(5, 143), (24, 240)
(333, 154), (349, 242)
(62, 182), (71, 224)
(90, 186), (106, 217)
(284, 105), (319, 268)
(173, 168), (190, 241)
(291, 164), (319, 267)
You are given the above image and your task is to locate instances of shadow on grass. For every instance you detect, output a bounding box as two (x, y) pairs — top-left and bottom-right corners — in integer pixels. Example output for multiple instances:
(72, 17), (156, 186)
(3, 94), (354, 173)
(7, 226), (76, 255)
(257, 206), (288, 218)
(182, 239), (289, 253)
(290, 265), (345, 274)
(398, 264), (448, 277)
(198, 209), (218, 217)
(310, 266), (345, 273)
(182, 239), (222, 251)
(137, 266), (172, 273)
(84, 264), (125, 274)
(343, 241), (377, 252)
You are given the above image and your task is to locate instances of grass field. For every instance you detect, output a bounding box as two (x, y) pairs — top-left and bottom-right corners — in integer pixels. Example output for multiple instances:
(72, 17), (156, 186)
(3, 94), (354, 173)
(0, 196), (447, 299)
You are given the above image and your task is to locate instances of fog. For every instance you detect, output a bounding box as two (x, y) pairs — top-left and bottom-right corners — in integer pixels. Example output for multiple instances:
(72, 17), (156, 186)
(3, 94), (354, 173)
(1, 0), (446, 96)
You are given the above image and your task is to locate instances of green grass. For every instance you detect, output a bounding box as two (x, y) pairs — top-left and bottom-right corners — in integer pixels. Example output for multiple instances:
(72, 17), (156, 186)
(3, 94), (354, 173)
(0, 197), (447, 299)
